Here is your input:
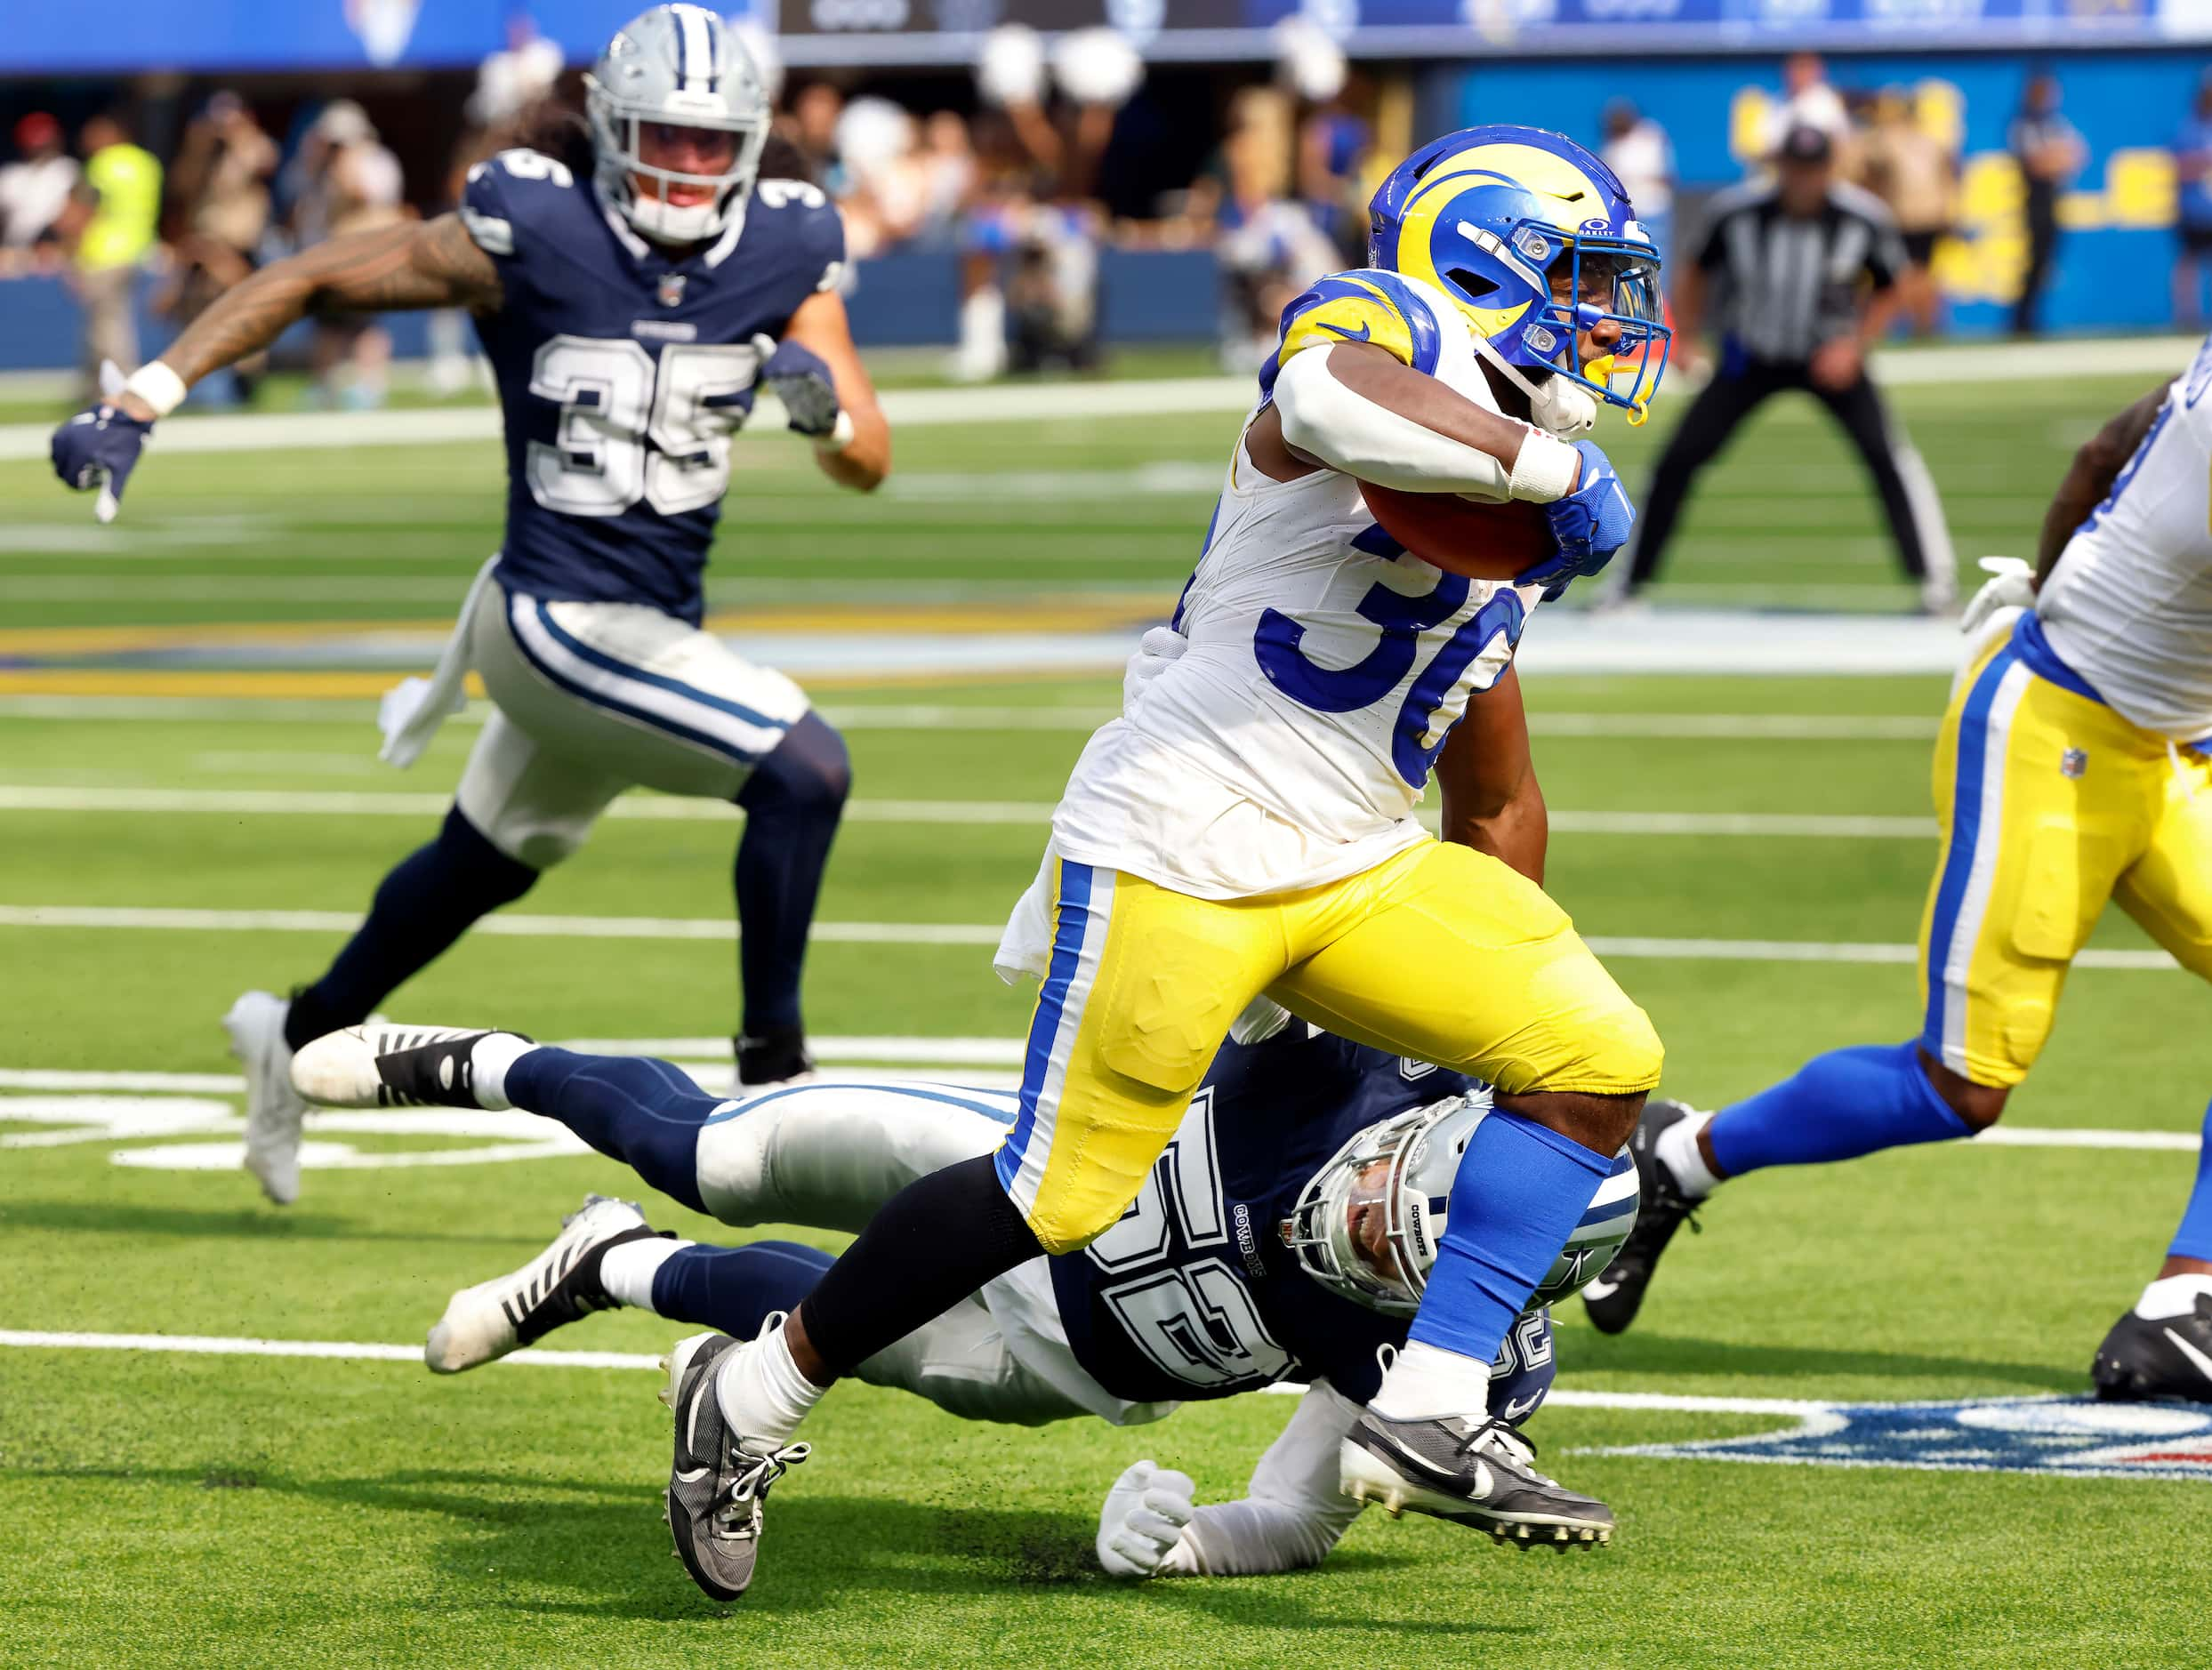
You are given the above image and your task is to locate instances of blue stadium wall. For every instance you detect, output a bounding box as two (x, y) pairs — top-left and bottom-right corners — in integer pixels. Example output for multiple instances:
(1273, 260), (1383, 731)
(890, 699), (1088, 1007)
(4, 45), (2208, 370)
(1437, 48), (2212, 335)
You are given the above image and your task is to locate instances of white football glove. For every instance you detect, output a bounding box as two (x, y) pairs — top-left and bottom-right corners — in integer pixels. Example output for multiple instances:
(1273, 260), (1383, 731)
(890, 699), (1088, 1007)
(1096, 1459), (1195, 1578)
(1960, 555), (2035, 636)
(1121, 624), (1187, 713)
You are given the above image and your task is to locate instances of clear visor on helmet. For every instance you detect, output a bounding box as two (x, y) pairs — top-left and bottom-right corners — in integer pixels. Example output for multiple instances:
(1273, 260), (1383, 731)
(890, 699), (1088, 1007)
(1518, 227), (1672, 422)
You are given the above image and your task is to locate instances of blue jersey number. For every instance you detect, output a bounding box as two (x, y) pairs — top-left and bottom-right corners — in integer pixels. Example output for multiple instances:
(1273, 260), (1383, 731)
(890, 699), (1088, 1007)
(1255, 570), (1526, 789)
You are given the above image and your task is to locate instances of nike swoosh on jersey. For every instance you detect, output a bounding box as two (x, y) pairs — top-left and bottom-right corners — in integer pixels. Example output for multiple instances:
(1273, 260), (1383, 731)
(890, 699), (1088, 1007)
(2161, 1325), (2212, 1385)
(1500, 1394), (1542, 1422)
(1316, 320), (1372, 343)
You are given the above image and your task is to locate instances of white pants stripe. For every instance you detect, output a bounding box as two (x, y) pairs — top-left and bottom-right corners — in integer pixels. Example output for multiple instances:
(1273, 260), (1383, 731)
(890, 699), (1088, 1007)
(996, 863), (1117, 1219)
(1936, 661), (2032, 1071)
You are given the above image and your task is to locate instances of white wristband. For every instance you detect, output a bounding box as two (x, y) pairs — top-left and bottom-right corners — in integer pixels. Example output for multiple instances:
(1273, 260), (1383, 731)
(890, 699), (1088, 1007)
(814, 409), (856, 454)
(122, 361), (188, 420)
(1506, 430), (1580, 503)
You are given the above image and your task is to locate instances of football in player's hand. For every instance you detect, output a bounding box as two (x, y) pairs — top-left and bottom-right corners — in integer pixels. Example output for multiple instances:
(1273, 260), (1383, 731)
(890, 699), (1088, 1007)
(1358, 484), (1552, 582)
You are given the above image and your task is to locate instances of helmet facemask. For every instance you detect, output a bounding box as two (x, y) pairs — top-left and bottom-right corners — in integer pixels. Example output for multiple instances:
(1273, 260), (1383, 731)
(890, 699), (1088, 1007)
(587, 84), (768, 245)
(1284, 1098), (1474, 1315)
(1451, 220), (1670, 423)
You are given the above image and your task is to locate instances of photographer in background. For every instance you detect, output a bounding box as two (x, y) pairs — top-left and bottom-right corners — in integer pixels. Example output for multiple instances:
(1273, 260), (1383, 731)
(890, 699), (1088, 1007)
(158, 92), (278, 403)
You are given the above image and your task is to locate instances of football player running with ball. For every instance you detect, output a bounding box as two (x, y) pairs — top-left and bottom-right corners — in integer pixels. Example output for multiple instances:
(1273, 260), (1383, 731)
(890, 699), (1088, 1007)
(291, 1018), (1637, 1592)
(559, 124), (1672, 1597)
(50, 7), (889, 1207)
(1586, 342), (2212, 1406)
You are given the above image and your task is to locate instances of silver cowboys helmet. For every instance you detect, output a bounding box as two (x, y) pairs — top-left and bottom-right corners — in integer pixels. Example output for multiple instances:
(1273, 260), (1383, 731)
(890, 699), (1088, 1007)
(1285, 1091), (1640, 1315)
(586, 5), (770, 245)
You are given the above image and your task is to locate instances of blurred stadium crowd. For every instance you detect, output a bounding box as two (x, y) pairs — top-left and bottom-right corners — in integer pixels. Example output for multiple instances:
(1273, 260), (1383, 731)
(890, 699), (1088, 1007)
(5, 21), (2210, 403)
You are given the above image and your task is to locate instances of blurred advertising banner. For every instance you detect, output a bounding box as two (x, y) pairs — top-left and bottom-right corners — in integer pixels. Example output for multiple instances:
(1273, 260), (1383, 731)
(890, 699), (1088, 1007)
(0, 0), (2197, 73)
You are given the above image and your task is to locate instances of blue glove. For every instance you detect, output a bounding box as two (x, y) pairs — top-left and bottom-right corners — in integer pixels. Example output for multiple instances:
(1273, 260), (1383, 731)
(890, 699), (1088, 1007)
(749, 333), (841, 438)
(52, 400), (155, 519)
(1518, 438), (1636, 595)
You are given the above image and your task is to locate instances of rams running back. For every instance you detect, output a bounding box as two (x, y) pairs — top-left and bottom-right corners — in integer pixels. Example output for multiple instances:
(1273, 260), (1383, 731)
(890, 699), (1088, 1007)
(614, 124), (1677, 1598)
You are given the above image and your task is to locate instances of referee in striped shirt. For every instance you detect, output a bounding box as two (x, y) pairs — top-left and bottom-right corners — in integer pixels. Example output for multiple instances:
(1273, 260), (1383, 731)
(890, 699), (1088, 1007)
(1610, 124), (1955, 611)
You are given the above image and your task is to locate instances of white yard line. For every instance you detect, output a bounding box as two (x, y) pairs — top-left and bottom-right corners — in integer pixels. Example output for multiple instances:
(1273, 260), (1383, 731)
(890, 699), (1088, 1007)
(0, 696), (1945, 742)
(0, 903), (1001, 945)
(4, 1065), (2195, 1152)
(0, 903), (2184, 972)
(0, 1330), (2058, 1419)
(558, 1033), (1028, 1064)
(0, 784), (1938, 839)
(0, 337), (2191, 463)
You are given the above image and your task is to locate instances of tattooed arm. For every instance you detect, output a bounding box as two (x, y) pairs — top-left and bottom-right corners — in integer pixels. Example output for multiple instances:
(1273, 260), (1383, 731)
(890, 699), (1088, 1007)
(116, 213), (503, 419)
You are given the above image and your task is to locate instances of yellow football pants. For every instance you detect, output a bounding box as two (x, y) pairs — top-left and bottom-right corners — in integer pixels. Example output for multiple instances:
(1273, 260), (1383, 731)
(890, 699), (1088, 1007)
(1919, 622), (2212, 1087)
(995, 839), (1662, 1252)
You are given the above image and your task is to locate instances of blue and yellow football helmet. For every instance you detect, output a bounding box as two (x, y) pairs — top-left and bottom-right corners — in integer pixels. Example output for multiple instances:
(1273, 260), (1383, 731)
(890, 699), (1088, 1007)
(1369, 124), (1669, 421)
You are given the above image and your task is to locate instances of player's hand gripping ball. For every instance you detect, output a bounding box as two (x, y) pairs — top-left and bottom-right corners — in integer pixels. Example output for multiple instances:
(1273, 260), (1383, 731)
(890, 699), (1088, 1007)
(1356, 484), (1553, 582)
(1360, 437), (1634, 599)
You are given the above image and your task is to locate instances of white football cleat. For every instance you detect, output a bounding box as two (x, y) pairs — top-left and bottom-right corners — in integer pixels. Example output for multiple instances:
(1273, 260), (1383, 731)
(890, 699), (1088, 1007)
(426, 1194), (660, 1374)
(292, 1024), (519, 1110)
(223, 990), (308, 1207)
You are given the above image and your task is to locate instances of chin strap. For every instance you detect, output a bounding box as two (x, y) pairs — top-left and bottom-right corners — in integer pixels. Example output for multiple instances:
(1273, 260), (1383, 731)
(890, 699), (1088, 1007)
(1468, 330), (1599, 437)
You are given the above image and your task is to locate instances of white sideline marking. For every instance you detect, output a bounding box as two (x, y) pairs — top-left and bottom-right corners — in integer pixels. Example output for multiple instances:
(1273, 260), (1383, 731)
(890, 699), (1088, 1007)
(0, 1330), (658, 1371)
(0, 1329), (1927, 1417)
(560, 1034), (1028, 1065)
(3, 1070), (2197, 1153)
(0, 904), (2185, 970)
(0, 336), (2190, 462)
(0, 697), (1943, 741)
(0, 784), (1938, 839)
(0, 903), (1000, 945)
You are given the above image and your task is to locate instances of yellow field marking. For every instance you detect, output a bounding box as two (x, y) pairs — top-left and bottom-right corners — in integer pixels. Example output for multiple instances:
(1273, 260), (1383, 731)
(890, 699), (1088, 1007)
(0, 663), (1114, 698)
(0, 593), (1158, 660)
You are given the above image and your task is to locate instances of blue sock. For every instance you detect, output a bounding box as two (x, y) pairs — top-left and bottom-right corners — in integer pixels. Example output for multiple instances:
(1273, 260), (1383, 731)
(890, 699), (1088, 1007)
(1408, 1109), (1613, 1364)
(650, 1240), (833, 1339)
(733, 711), (849, 1037)
(2168, 1099), (2212, 1264)
(284, 807), (537, 1051)
(1706, 1040), (1971, 1180)
(504, 1048), (720, 1213)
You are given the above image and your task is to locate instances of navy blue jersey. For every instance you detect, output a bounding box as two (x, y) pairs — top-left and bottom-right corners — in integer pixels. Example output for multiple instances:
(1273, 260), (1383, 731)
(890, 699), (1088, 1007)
(1048, 1027), (1550, 1409)
(460, 149), (844, 623)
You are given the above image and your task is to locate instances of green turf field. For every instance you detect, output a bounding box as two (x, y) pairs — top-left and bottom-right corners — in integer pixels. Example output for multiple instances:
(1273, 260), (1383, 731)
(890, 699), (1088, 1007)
(2, 367), (2206, 1668)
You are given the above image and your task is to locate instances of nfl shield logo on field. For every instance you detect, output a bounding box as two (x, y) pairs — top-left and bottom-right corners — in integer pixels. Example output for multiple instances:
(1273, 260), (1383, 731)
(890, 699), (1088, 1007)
(1604, 1394), (2212, 1482)
(2061, 748), (2088, 779)
(657, 273), (687, 308)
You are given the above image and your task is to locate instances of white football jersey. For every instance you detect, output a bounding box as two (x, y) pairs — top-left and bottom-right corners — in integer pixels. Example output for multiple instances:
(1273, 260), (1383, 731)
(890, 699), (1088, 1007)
(1050, 269), (1545, 900)
(2038, 338), (2212, 743)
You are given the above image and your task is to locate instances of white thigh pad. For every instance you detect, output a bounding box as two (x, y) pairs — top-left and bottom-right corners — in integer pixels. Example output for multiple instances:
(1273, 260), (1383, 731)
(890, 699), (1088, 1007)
(695, 1080), (1018, 1230)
